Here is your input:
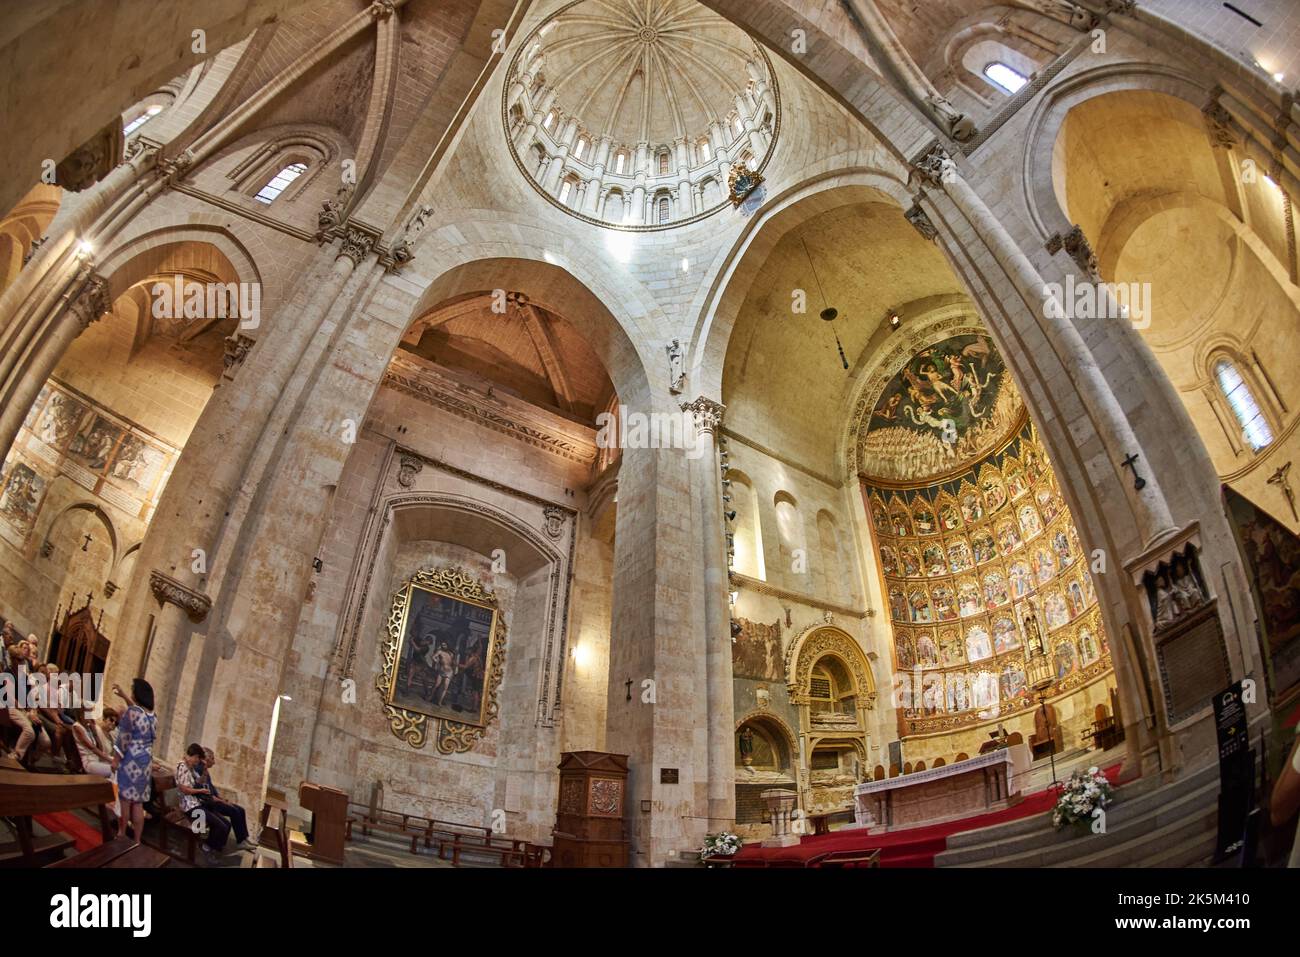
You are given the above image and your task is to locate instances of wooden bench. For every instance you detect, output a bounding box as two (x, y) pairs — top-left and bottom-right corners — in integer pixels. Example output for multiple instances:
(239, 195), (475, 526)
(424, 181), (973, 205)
(346, 813), (423, 854)
(47, 836), (170, 869)
(0, 764), (114, 866)
(436, 831), (527, 867)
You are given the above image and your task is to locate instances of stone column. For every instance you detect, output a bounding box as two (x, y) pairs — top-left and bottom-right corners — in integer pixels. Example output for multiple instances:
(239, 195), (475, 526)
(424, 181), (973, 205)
(912, 146), (1176, 547)
(684, 397), (734, 829)
(0, 269), (110, 462)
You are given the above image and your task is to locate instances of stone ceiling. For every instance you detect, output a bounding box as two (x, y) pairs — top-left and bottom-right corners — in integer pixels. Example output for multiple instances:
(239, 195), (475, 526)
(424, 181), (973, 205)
(529, 0), (763, 145)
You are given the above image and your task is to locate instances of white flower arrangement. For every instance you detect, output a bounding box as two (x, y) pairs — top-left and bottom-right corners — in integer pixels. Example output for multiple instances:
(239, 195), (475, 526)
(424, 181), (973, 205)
(1051, 766), (1113, 830)
(701, 832), (741, 858)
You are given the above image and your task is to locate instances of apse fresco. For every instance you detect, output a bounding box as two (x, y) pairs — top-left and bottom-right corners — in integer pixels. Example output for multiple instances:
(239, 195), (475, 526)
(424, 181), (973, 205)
(863, 420), (1113, 736)
(860, 333), (1024, 484)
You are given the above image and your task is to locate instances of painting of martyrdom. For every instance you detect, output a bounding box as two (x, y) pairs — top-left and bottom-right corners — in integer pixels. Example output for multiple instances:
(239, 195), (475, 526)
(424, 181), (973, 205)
(868, 334), (1005, 442)
(388, 583), (498, 726)
(923, 543), (947, 577)
(0, 461), (46, 538)
(36, 389), (88, 450)
(66, 415), (122, 472)
(731, 618), (783, 681)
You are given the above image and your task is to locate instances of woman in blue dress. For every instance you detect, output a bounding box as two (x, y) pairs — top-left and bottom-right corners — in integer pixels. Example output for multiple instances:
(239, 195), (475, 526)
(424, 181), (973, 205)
(111, 678), (156, 841)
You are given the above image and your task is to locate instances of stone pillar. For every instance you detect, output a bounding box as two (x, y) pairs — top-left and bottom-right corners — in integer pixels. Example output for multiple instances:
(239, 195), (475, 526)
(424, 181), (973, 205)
(912, 146), (1177, 548)
(683, 397), (734, 829)
(761, 789), (799, 847)
(0, 269), (110, 462)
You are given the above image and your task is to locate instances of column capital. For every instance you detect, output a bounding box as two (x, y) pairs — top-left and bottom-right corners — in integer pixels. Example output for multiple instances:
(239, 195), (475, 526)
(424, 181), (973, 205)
(682, 396), (725, 435)
(1045, 224), (1099, 279)
(69, 273), (111, 330)
(904, 199), (939, 242)
(338, 225), (380, 265)
(910, 143), (957, 190)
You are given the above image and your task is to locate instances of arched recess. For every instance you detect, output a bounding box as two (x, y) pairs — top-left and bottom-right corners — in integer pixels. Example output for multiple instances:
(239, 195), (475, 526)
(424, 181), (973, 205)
(0, 184), (62, 293)
(785, 624), (875, 812)
(733, 709), (799, 826)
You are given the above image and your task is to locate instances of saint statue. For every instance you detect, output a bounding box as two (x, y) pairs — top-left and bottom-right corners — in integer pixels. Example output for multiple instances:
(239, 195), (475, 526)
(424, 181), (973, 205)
(738, 726), (755, 766)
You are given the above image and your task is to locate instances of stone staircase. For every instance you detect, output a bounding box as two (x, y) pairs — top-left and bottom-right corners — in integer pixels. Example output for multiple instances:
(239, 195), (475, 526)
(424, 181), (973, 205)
(935, 761), (1221, 868)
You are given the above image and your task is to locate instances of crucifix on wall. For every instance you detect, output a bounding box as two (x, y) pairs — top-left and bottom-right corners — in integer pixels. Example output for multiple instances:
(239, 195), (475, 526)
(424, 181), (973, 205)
(1268, 461), (1297, 521)
(1120, 452), (1146, 491)
(81, 534), (93, 552)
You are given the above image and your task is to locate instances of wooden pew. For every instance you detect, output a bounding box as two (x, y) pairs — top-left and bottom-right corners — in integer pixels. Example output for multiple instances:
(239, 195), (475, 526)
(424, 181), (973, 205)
(47, 836), (170, 869)
(0, 765), (114, 866)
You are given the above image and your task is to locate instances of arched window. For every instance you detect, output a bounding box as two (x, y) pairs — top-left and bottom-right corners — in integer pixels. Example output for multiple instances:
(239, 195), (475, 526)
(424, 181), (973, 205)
(1214, 358), (1274, 451)
(733, 115), (745, 135)
(542, 111), (555, 130)
(559, 176), (577, 206)
(615, 151), (627, 174)
(656, 194), (671, 223)
(253, 162), (308, 204)
(983, 62), (1028, 94)
(123, 104), (163, 135)
(574, 136), (588, 159)
(658, 151), (670, 175)
(604, 189), (624, 222)
(699, 140), (711, 162)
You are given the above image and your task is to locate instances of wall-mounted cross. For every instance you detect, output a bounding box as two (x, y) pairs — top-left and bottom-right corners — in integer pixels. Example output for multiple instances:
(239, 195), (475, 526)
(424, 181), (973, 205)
(625, 677), (633, 702)
(1120, 452), (1146, 491)
(1268, 461), (1297, 521)
(81, 533), (93, 552)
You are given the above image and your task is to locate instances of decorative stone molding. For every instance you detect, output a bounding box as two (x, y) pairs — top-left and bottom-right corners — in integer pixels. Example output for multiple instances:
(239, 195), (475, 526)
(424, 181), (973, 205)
(69, 275), (111, 330)
(926, 94), (976, 142)
(1046, 225), (1099, 278)
(157, 149), (195, 185)
(542, 505), (567, 540)
(904, 201), (938, 241)
(222, 333), (255, 377)
(1202, 93), (1237, 150)
(149, 570), (212, 624)
(379, 204), (434, 274)
(784, 624), (877, 709)
(338, 225), (379, 265)
(682, 396), (725, 435)
(104, 580), (118, 599)
(315, 185), (353, 242)
(396, 453), (423, 488)
(910, 143), (956, 190)
(368, 0), (396, 19)
(56, 121), (123, 192)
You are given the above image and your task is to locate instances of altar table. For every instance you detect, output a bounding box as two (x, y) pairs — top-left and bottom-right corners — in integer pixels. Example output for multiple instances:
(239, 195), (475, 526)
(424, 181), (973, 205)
(853, 745), (1030, 830)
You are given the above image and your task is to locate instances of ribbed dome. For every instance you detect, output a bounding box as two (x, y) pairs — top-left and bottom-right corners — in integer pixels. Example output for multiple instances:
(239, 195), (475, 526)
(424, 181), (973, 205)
(535, 0), (761, 145)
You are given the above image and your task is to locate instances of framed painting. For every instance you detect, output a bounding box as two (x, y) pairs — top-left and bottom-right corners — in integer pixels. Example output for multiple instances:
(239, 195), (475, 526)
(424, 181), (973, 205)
(376, 566), (507, 753)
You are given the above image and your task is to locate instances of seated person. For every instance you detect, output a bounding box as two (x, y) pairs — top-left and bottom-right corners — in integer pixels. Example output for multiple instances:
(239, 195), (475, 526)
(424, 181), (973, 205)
(3, 640), (51, 767)
(177, 743), (228, 860)
(71, 709), (114, 778)
(196, 747), (252, 849)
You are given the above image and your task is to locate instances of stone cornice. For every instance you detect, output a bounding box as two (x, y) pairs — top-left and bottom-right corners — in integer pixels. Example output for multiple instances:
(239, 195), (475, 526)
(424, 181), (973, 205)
(382, 352), (597, 465)
(730, 571), (873, 620)
(149, 570), (212, 624)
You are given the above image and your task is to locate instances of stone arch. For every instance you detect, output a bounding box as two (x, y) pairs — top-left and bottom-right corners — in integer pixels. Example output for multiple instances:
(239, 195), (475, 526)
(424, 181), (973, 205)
(786, 623), (876, 703)
(687, 168), (914, 399)
(734, 708), (798, 771)
(1019, 63), (1218, 241)
(40, 499), (120, 570)
(96, 224), (266, 306)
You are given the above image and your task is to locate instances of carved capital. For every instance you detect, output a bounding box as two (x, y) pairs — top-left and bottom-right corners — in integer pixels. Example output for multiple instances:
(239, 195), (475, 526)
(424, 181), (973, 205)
(68, 275), (111, 330)
(222, 333), (255, 377)
(910, 143), (957, 190)
(1202, 94), (1237, 149)
(1046, 225), (1099, 278)
(338, 226), (378, 265)
(397, 453), (424, 488)
(157, 149), (195, 185)
(379, 240), (414, 275)
(149, 570), (212, 624)
(368, 0), (396, 18)
(681, 396), (725, 435)
(925, 94), (976, 142)
(904, 201), (938, 242)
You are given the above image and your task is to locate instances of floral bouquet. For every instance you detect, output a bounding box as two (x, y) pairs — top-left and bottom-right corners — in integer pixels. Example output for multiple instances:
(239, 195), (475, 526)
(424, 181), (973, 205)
(1051, 766), (1113, 830)
(701, 832), (742, 858)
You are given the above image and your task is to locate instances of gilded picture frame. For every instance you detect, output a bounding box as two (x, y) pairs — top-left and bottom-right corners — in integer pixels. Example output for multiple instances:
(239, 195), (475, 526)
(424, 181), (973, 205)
(376, 566), (507, 753)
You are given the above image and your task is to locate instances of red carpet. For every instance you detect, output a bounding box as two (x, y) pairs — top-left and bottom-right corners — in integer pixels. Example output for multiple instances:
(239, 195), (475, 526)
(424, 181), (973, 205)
(732, 762), (1122, 868)
(34, 810), (104, 852)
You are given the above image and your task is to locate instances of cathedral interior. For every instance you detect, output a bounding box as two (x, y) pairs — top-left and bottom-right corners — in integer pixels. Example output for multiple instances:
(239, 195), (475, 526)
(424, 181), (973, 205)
(2, 0), (1300, 885)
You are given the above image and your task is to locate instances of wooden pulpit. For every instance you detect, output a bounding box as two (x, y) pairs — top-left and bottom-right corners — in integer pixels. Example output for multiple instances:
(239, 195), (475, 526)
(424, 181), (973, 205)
(293, 781), (349, 865)
(551, 751), (630, 867)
